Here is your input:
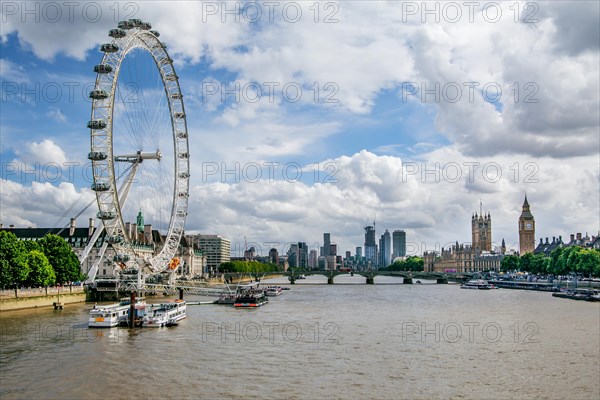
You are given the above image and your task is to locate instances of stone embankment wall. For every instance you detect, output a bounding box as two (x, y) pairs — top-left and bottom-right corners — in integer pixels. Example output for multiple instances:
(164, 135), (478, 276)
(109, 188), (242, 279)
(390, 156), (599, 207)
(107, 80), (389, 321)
(0, 286), (87, 311)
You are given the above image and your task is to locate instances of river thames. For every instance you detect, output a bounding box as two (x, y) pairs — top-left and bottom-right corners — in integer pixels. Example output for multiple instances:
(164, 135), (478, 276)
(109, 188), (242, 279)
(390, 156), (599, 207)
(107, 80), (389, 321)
(1, 275), (598, 400)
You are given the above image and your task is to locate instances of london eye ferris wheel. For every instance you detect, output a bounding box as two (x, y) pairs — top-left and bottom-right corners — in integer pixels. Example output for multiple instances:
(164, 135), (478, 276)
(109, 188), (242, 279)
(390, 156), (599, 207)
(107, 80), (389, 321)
(87, 19), (189, 279)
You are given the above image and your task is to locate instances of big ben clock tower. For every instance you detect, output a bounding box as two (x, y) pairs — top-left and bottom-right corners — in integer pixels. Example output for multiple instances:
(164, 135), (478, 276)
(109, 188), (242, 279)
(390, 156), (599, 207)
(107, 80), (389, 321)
(519, 195), (535, 254)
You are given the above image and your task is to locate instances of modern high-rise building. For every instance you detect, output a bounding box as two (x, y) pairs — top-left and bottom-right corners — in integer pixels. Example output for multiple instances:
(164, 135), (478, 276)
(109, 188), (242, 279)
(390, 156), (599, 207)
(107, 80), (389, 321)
(329, 243), (337, 256)
(392, 230), (406, 258)
(298, 242), (308, 268)
(383, 230), (391, 266)
(519, 195), (535, 255)
(309, 249), (318, 269)
(378, 230), (391, 267)
(193, 234), (231, 272)
(322, 233), (331, 257)
(378, 236), (383, 267)
(356, 247), (362, 258)
(287, 243), (299, 268)
(269, 248), (279, 265)
(364, 225), (377, 265)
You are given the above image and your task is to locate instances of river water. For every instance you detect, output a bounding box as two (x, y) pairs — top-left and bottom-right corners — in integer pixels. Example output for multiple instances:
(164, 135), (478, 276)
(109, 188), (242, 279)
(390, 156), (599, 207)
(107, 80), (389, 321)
(1, 275), (598, 400)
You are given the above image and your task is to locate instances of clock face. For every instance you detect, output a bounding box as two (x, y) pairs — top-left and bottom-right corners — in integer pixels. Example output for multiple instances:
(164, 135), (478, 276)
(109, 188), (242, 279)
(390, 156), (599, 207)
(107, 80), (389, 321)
(525, 223), (532, 230)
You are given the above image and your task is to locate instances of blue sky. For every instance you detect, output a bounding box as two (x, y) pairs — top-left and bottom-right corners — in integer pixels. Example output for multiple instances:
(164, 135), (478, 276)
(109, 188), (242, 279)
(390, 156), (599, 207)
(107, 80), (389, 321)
(1, 1), (599, 256)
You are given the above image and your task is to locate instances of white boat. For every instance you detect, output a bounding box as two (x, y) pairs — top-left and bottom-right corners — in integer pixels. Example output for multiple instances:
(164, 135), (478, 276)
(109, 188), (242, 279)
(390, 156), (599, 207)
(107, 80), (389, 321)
(264, 285), (283, 296)
(460, 279), (495, 290)
(143, 306), (168, 328)
(143, 300), (186, 328)
(88, 301), (136, 328)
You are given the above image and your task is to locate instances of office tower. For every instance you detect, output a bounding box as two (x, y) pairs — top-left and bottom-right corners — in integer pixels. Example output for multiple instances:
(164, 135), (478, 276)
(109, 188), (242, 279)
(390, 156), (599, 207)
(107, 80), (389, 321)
(193, 234), (231, 272)
(322, 233), (331, 256)
(364, 225), (377, 264)
(392, 230), (406, 258)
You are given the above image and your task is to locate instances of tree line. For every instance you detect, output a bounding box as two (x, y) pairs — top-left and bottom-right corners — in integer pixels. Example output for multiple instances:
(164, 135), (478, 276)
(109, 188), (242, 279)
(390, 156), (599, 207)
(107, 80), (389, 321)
(382, 256), (425, 272)
(219, 260), (279, 274)
(500, 246), (600, 277)
(0, 231), (84, 288)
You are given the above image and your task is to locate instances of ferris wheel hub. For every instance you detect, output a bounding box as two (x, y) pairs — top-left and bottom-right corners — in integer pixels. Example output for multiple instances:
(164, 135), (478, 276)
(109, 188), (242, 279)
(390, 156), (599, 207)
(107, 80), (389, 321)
(114, 150), (162, 163)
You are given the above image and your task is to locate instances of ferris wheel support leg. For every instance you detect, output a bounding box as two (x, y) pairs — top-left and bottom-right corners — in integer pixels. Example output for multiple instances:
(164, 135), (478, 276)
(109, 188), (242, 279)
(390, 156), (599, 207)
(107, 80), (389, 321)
(85, 241), (110, 283)
(117, 162), (140, 208)
(79, 223), (105, 268)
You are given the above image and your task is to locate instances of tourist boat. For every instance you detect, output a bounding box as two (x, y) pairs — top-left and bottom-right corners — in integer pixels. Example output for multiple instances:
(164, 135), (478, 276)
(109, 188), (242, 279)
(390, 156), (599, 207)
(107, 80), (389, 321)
(552, 289), (600, 302)
(264, 285), (283, 296)
(234, 282), (268, 307)
(214, 292), (237, 305)
(460, 279), (495, 290)
(88, 299), (146, 328)
(143, 300), (187, 328)
(489, 280), (560, 292)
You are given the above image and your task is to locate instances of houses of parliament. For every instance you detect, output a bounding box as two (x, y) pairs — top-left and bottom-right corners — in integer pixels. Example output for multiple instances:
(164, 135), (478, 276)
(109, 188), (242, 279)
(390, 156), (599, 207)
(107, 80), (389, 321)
(423, 197), (535, 272)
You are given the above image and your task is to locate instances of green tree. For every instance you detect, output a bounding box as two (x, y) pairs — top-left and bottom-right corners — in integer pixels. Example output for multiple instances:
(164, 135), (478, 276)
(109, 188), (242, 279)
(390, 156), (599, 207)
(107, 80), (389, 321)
(405, 256), (424, 271)
(219, 260), (279, 274)
(386, 256), (424, 272)
(26, 250), (56, 287)
(528, 253), (549, 274)
(22, 240), (41, 252)
(556, 246), (581, 275)
(549, 247), (565, 275)
(594, 250), (600, 278)
(500, 254), (519, 272)
(518, 252), (534, 272)
(0, 231), (29, 288)
(574, 249), (600, 277)
(38, 234), (82, 284)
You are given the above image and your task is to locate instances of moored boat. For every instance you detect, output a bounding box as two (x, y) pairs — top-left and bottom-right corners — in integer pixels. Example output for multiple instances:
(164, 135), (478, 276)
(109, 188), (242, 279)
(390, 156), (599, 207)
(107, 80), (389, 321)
(264, 285), (283, 296)
(88, 299), (145, 328)
(552, 289), (600, 302)
(234, 282), (268, 307)
(214, 293), (237, 305)
(489, 280), (560, 292)
(143, 300), (187, 327)
(460, 279), (495, 290)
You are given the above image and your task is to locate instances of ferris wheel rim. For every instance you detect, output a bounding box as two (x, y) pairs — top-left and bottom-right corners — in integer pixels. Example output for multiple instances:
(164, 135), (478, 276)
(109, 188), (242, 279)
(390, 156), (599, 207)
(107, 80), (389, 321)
(88, 21), (189, 274)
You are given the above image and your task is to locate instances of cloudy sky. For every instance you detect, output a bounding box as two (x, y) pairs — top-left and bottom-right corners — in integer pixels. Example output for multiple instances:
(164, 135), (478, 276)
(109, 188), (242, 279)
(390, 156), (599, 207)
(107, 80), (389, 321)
(1, 1), (599, 257)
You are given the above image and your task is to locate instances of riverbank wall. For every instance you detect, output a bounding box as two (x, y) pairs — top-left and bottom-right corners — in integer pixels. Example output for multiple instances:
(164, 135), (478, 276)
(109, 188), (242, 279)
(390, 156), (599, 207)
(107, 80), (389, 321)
(0, 292), (87, 311)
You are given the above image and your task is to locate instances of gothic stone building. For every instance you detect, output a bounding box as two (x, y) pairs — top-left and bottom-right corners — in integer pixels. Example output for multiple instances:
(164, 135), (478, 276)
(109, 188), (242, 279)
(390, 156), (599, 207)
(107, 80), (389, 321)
(423, 208), (505, 273)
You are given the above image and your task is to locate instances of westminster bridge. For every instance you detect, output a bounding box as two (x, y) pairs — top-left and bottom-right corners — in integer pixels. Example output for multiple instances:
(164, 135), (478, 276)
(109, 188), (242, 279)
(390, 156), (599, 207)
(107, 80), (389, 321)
(227, 270), (481, 285)
(289, 270), (479, 285)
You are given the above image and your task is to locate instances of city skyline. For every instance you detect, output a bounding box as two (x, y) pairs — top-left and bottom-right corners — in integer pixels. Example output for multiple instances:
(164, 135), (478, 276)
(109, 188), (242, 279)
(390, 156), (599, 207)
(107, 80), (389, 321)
(1, 2), (598, 259)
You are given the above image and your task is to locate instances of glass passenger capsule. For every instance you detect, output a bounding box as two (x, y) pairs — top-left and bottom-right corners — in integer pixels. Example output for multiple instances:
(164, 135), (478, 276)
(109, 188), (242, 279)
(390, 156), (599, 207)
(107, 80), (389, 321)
(89, 89), (109, 100)
(94, 64), (113, 74)
(109, 28), (126, 38)
(97, 211), (116, 220)
(114, 254), (130, 262)
(118, 20), (134, 29)
(100, 43), (119, 53)
(91, 182), (110, 192)
(87, 120), (107, 129)
(88, 151), (108, 161)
